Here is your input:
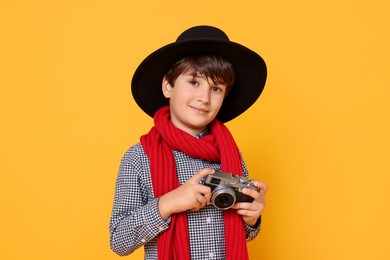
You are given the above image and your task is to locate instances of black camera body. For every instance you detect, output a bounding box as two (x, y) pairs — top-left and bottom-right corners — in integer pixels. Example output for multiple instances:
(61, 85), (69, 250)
(202, 170), (259, 210)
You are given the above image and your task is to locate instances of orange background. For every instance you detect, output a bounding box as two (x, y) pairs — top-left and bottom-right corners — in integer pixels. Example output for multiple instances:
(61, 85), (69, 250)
(1, 0), (389, 259)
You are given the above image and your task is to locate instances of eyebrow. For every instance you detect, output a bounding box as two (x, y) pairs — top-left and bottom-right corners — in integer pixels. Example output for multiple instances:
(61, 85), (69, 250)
(183, 72), (226, 88)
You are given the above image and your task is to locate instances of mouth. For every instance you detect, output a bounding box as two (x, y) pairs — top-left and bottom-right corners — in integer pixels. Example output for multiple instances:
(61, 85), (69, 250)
(190, 106), (209, 114)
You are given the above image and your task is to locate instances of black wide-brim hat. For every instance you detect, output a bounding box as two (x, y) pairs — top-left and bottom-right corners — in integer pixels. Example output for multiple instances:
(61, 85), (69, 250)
(131, 25), (267, 123)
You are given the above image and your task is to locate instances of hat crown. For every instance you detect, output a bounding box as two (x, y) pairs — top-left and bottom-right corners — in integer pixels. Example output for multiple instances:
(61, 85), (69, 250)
(176, 25), (229, 42)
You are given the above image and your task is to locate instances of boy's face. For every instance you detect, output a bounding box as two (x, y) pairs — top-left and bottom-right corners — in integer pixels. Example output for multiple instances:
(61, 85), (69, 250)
(162, 72), (227, 136)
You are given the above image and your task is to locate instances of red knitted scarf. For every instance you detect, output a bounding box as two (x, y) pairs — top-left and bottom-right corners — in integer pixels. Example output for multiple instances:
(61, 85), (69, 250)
(140, 106), (249, 260)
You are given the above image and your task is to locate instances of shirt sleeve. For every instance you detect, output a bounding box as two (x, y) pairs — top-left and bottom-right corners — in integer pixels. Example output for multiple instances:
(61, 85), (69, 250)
(109, 146), (170, 256)
(244, 216), (262, 242)
(241, 156), (262, 241)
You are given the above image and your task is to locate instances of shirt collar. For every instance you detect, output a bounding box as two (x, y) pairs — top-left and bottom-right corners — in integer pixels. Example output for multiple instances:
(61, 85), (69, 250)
(195, 128), (209, 139)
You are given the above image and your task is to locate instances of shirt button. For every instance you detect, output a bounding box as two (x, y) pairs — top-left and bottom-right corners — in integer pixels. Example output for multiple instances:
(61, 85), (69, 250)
(158, 226), (164, 231)
(209, 252), (214, 258)
(206, 217), (212, 224)
(141, 239), (146, 243)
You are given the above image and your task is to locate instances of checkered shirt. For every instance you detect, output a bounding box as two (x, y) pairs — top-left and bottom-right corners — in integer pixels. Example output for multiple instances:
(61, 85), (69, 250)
(109, 142), (261, 259)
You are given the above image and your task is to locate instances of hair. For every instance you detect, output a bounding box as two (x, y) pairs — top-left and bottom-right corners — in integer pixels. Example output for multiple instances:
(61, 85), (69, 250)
(164, 54), (236, 93)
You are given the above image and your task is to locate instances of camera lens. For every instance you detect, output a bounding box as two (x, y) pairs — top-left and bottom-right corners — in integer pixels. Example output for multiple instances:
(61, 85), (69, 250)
(219, 196), (229, 203)
(211, 185), (236, 210)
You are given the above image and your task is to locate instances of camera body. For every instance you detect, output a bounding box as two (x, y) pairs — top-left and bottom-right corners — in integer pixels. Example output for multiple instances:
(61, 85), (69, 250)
(202, 170), (259, 210)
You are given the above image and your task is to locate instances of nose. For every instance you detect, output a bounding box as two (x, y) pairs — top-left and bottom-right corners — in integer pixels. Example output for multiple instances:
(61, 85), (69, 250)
(196, 86), (210, 103)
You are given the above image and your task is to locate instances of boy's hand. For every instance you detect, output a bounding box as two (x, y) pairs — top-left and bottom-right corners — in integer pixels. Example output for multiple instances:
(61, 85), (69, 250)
(158, 168), (214, 220)
(231, 180), (268, 227)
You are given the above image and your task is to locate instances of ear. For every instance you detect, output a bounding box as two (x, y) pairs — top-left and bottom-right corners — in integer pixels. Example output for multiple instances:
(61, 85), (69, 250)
(162, 76), (172, 98)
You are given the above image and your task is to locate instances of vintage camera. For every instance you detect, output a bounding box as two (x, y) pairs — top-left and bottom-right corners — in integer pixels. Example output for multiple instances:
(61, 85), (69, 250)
(202, 170), (259, 210)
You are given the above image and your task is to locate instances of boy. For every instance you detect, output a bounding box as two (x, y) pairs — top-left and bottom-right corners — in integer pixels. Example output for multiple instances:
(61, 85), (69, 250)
(110, 25), (268, 259)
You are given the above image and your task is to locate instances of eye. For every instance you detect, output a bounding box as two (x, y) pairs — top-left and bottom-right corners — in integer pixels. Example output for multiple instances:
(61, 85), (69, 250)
(189, 80), (199, 86)
(211, 86), (224, 93)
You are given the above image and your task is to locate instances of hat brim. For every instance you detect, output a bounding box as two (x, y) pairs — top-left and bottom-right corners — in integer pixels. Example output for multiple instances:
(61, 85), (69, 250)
(131, 39), (267, 123)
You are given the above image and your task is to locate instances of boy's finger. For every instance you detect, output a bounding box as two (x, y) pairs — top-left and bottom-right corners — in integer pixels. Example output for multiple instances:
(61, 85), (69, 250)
(252, 181), (269, 193)
(192, 168), (215, 182)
